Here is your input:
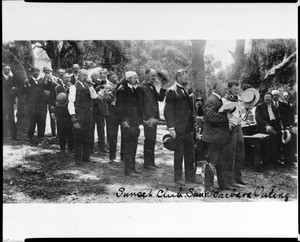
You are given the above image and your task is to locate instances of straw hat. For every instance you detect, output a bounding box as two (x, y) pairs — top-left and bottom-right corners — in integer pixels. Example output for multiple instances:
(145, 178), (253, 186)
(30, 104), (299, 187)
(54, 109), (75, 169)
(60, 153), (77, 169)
(240, 88), (260, 108)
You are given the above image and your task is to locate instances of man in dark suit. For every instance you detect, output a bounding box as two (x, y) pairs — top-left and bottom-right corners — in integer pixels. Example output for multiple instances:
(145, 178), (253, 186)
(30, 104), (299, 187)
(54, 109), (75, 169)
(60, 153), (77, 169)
(2, 64), (18, 140)
(164, 69), (199, 186)
(23, 67), (49, 141)
(255, 92), (283, 165)
(106, 71), (123, 163)
(116, 71), (142, 177)
(70, 64), (80, 85)
(279, 91), (295, 129)
(90, 72), (110, 154)
(137, 69), (167, 170)
(202, 80), (234, 192)
(50, 73), (74, 154)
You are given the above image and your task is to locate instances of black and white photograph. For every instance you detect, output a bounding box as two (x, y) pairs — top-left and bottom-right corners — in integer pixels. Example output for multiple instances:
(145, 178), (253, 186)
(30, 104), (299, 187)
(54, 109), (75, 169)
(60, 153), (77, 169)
(2, 1), (298, 239)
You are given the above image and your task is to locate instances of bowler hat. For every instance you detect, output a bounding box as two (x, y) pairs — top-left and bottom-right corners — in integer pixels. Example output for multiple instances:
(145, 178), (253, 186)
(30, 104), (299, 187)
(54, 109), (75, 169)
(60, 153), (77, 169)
(240, 88), (260, 108)
(163, 134), (175, 151)
(56, 93), (68, 107)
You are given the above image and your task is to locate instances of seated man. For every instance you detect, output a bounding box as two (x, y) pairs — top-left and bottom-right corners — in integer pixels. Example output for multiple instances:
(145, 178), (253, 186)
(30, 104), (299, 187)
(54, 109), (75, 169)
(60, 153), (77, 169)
(255, 92), (283, 165)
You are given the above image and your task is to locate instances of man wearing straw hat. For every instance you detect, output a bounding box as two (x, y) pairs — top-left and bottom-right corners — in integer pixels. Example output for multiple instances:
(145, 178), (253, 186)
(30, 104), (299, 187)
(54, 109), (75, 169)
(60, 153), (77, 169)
(116, 71), (143, 177)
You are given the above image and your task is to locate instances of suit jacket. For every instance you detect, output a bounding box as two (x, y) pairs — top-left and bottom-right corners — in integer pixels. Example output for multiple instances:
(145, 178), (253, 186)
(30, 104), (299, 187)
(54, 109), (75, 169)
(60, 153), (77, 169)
(2, 74), (17, 107)
(70, 74), (78, 85)
(278, 101), (294, 128)
(23, 77), (48, 114)
(115, 82), (142, 127)
(202, 93), (229, 144)
(255, 102), (282, 132)
(136, 83), (166, 120)
(163, 83), (194, 133)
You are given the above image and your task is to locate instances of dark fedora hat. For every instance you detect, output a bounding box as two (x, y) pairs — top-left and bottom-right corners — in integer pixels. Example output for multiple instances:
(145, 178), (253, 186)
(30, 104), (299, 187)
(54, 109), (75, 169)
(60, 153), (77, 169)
(163, 134), (175, 151)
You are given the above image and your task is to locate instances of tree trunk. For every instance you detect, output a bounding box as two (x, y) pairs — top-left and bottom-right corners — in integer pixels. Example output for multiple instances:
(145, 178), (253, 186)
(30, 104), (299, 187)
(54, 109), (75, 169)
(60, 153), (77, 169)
(228, 39), (246, 81)
(191, 40), (206, 102)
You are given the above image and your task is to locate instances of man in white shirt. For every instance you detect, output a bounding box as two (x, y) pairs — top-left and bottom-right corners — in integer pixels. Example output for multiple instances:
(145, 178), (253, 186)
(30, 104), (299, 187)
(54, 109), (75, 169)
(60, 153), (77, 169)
(68, 69), (101, 165)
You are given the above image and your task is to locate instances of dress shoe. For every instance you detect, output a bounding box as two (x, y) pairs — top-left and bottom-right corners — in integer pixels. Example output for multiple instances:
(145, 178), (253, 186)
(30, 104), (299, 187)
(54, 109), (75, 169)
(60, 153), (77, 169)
(125, 172), (139, 177)
(82, 159), (96, 163)
(143, 165), (156, 171)
(151, 164), (161, 169)
(186, 178), (202, 185)
(175, 180), (185, 186)
(75, 161), (84, 166)
(235, 179), (248, 186)
(99, 148), (109, 153)
(219, 184), (236, 191)
(108, 159), (115, 164)
(133, 169), (142, 174)
(228, 181), (239, 188)
(205, 185), (215, 192)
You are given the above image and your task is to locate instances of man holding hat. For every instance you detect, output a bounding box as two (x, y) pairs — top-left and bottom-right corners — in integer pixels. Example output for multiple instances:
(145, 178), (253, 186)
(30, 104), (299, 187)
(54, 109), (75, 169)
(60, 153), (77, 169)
(164, 69), (199, 186)
(255, 92), (284, 165)
(136, 68), (168, 170)
(116, 71), (143, 177)
(50, 73), (74, 153)
(222, 80), (251, 187)
(68, 69), (102, 165)
(202, 79), (235, 191)
(23, 67), (49, 142)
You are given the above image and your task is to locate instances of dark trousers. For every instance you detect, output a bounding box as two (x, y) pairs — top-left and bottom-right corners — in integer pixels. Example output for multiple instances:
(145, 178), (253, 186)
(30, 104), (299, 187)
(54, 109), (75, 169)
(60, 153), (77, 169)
(48, 104), (56, 135)
(227, 125), (245, 181)
(173, 131), (195, 182)
(28, 111), (46, 139)
(143, 124), (157, 167)
(57, 118), (74, 151)
(74, 107), (92, 162)
(205, 142), (231, 187)
(106, 108), (119, 160)
(90, 106), (106, 152)
(3, 103), (17, 139)
(121, 126), (140, 174)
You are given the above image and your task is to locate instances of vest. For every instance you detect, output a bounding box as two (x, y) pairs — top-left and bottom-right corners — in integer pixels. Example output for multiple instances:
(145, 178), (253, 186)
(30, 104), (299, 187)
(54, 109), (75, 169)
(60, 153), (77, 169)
(74, 82), (92, 109)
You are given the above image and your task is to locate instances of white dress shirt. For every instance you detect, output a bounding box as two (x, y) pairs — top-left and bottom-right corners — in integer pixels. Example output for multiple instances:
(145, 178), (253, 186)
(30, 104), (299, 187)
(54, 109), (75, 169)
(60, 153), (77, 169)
(267, 104), (275, 120)
(68, 81), (99, 115)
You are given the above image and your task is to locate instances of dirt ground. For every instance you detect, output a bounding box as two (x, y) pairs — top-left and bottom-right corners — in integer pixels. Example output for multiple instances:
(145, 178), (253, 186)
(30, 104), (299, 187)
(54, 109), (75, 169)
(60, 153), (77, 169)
(2, 114), (298, 203)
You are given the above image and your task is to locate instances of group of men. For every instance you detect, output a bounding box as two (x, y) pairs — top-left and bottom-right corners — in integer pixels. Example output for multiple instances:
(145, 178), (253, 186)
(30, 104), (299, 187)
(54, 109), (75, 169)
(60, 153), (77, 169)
(2, 63), (297, 190)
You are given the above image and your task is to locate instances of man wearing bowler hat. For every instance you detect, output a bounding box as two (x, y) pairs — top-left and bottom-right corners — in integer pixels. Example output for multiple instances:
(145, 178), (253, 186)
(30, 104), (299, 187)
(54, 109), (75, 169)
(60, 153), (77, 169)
(116, 71), (143, 177)
(136, 68), (168, 170)
(50, 73), (74, 154)
(164, 69), (200, 186)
